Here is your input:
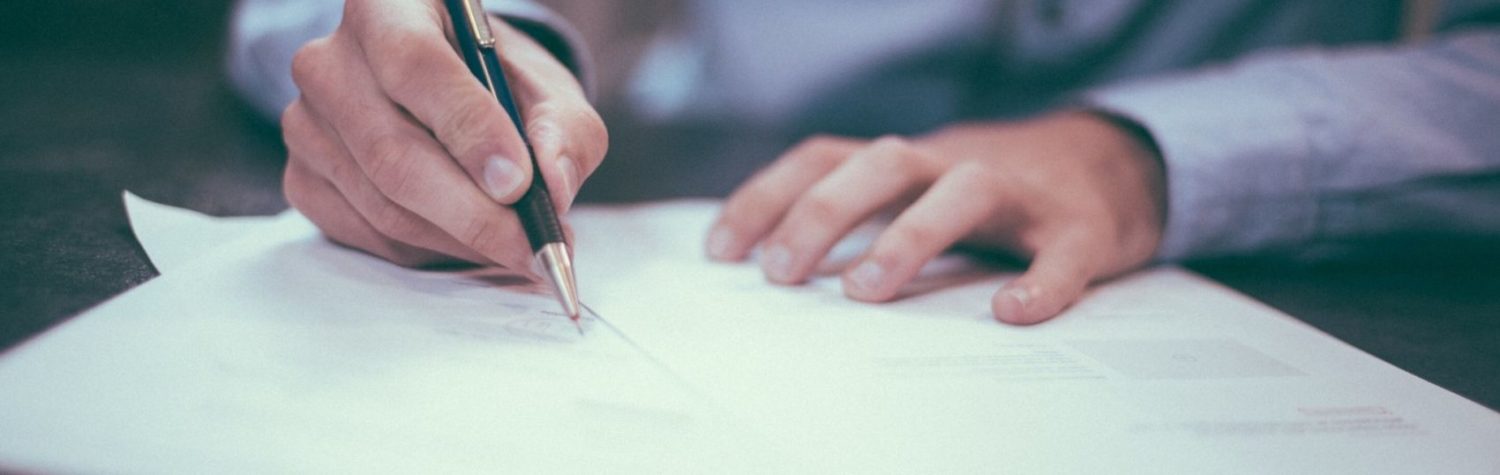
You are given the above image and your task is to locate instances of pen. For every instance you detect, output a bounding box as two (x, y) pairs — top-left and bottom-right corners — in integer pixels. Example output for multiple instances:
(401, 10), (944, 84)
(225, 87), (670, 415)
(443, 0), (582, 333)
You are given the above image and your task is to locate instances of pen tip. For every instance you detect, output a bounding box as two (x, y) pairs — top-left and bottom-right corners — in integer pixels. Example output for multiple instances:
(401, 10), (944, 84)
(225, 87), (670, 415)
(535, 242), (584, 335)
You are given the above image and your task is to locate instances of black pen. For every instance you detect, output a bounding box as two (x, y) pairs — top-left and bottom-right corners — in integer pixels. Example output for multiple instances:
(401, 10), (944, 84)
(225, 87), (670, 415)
(443, 0), (582, 333)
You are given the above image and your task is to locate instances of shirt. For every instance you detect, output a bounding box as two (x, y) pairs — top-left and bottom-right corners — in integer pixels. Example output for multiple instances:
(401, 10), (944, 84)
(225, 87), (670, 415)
(228, 0), (1500, 262)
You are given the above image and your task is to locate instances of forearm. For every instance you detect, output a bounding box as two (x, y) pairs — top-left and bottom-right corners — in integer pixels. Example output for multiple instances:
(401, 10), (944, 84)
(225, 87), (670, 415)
(1086, 28), (1500, 261)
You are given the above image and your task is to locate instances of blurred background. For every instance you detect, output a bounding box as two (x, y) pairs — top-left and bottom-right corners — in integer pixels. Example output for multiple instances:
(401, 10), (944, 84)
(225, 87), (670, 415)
(0, 1), (1495, 410)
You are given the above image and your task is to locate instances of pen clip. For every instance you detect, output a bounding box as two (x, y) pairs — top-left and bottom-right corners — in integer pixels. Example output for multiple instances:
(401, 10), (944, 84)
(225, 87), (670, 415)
(460, 0), (496, 47)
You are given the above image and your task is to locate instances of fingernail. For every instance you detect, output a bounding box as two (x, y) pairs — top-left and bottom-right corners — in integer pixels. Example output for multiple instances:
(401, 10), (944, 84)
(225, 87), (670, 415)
(531, 122), (564, 156)
(483, 156), (525, 200)
(706, 226), (737, 260)
(846, 260), (886, 294)
(1007, 286), (1034, 307)
(556, 155), (580, 206)
(762, 245), (794, 283)
(995, 285), (1034, 322)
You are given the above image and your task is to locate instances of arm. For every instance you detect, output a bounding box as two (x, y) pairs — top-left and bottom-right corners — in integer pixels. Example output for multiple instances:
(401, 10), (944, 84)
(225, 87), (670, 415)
(1086, 28), (1500, 261)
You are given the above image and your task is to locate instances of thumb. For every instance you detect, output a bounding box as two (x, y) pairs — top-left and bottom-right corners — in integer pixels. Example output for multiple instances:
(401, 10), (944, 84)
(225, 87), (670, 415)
(991, 231), (1099, 325)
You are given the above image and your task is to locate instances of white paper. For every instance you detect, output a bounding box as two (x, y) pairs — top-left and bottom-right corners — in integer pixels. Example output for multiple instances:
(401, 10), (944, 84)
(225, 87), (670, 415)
(567, 201), (1500, 473)
(0, 202), (773, 473)
(0, 197), (1494, 473)
(123, 191), (298, 273)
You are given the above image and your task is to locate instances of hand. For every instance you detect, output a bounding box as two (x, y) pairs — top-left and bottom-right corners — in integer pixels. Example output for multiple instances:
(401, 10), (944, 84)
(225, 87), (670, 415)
(282, 0), (607, 269)
(706, 111), (1167, 324)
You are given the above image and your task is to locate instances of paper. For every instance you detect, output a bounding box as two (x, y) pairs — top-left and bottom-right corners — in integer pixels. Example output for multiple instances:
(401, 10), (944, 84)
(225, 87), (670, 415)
(567, 202), (1500, 473)
(0, 200), (771, 473)
(123, 191), (299, 273)
(0, 197), (1494, 473)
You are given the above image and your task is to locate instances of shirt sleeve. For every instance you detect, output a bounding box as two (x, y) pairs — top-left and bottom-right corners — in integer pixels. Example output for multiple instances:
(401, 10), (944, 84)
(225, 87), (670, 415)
(1084, 28), (1500, 262)
(225, 0), (593, 121)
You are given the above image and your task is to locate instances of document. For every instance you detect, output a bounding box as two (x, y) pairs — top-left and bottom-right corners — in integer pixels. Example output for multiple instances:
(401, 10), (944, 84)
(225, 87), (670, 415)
(0, 199), (770, 473)
(123, 191), (297, 273)
(568, 202), (1500, 473)
(0, 197), (1493, 473)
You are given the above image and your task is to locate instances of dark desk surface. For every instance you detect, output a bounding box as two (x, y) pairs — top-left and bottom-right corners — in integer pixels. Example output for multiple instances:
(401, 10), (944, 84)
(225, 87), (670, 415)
(2, 2), (1496, 412)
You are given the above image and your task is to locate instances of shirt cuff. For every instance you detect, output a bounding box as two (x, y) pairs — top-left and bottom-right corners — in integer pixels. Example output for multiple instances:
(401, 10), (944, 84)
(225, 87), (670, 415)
(483, 0), (596, 100)
(1080, 62), (1344, 261)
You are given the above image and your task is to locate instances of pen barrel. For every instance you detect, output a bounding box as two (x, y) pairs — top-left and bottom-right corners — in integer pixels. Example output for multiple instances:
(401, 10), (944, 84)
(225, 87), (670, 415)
(515, 161), (565, 252)
(443, 0), (566, 252)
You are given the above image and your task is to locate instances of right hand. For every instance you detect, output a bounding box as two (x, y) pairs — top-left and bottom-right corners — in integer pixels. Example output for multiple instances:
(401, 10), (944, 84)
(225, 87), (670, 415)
(281, 0), (607, 269)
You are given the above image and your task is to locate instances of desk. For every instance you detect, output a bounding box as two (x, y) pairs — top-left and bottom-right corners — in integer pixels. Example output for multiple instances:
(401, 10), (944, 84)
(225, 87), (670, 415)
(1, 2), (1496, 413)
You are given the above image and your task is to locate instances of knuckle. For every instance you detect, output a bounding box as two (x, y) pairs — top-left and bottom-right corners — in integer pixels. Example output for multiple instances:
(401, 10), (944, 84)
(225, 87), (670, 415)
(716, 196), (753, 228)
(572, 107), (609, 158)
(786, 135), (847, 167)
(278, 102), (301, 132)
(527, 101), (611, 159)
(363, 134), (421, 196)
(796, 134), (842, 153)
(458, 218), (506, 257)
(436, 99), (495, 147)
(859, 146), (915, 176)
(884, 223), (939, 251)
(525, 101), (562, 122)
(727, 185), (780, 220)
(870, 134), (911, 151)
(279, 105), (327, 165)
(340, 0), (364, 20)
(326, 156), (359, 185)
(289, 39), (330, 88)
(378, 32), (444, 95)
(796, 191), (847, 225)
(951, 159), (992, 177)
(282, 167), (311, 211)
(945, 160), (1001, 194)
(368, 204), (427, 244)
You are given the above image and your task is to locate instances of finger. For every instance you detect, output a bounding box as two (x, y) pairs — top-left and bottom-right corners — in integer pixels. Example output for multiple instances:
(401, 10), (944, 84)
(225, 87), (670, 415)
(707, 136), (863, 262)
(285, 160), (456, 268)
(343, 1), (534, 204)
(842, 161), (1010, 301)
(759, 136), (931, 285)
(523, 105), (607, 214)
(486, 21), (606, 212)
(991, 228), (1101, 325)
(517, 101), (606, 214)
(291, 34), (533, 270)
(283, 100), (494, 265)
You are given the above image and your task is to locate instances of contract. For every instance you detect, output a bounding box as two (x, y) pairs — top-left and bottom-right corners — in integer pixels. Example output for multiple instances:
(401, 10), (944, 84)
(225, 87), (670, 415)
(0, 196), (1492, 473)
(0, 196), (769, 473)
(570, 201), (1500, 473)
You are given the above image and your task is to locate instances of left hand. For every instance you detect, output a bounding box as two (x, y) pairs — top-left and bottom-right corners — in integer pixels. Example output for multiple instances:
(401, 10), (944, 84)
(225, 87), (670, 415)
(705, 111), (1168, 324)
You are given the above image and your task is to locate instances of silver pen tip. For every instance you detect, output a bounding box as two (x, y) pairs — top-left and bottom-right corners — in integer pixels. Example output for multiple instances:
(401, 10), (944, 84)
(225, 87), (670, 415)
(535, 242), (582, 328)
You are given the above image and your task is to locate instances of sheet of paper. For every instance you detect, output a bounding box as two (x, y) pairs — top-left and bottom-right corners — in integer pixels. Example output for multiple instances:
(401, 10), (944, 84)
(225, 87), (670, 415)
(123, 191), (300, 273)
(566, 201), (1500, 473)
(0, 203), (774, 473)
(1, 197), (1494, 473)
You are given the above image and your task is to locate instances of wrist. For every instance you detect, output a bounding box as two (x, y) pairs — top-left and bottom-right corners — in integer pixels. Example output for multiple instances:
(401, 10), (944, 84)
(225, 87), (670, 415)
(1071, 109), (1170, 262)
